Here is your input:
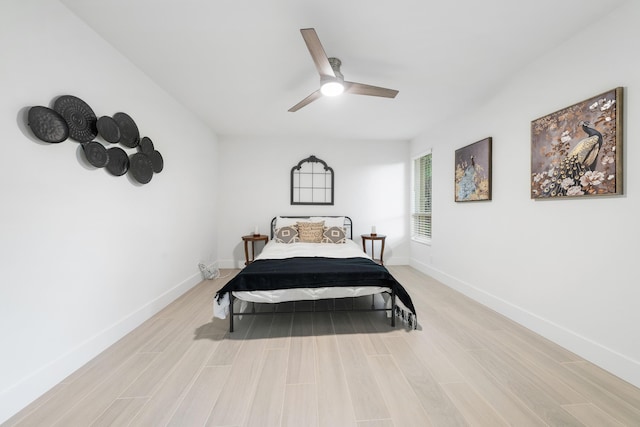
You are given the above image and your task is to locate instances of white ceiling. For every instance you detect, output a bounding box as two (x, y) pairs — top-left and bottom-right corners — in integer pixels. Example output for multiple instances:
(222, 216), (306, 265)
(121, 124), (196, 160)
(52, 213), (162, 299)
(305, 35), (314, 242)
(60, 0), (627, 141)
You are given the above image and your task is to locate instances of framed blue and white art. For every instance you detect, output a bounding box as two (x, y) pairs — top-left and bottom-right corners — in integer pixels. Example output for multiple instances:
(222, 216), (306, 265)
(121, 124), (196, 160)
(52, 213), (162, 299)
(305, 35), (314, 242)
(455, 137), (492, 202)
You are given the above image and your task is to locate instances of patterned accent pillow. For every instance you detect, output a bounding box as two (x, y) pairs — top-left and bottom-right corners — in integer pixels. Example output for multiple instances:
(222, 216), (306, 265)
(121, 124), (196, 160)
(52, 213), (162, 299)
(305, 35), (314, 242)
(297, 221), (324, 243)
(322, 226), (346, 244)
(274, 226), (299, 243)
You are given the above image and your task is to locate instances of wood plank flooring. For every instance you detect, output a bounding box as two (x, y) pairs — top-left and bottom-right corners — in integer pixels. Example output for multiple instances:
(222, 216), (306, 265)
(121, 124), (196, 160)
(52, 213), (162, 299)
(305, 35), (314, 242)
(5, 266), (640, 426)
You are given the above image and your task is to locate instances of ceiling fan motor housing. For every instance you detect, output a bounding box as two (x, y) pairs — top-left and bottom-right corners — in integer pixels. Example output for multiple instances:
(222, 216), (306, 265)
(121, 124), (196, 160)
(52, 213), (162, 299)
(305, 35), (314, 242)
(327, 57), (344, 80)
(320, 57), (345, 96)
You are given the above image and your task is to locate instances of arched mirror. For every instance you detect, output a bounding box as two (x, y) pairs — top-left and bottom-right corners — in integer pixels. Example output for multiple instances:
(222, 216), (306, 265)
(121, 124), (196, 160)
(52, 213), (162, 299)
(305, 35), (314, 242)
(290, 155), (334, 205)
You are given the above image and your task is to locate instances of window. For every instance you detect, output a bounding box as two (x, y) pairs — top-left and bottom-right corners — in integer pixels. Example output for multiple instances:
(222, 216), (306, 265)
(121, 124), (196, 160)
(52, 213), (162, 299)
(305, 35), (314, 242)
(411, 151), (432, 242)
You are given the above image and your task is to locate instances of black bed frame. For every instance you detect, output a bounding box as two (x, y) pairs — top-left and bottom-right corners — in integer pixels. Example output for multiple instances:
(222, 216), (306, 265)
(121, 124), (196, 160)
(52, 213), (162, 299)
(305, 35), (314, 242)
(228, 216), (396, 332)
(269, 215), (354, 239)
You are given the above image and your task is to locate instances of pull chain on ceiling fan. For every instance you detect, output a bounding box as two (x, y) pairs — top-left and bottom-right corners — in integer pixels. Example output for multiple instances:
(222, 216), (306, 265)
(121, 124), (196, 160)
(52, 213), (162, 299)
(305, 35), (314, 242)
(288, 28), (399, 112)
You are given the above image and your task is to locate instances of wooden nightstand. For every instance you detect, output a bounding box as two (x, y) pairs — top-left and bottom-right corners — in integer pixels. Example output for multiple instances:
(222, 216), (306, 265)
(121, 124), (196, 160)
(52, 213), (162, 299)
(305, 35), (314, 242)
(241, 234), (268, 265)
(361, 234), (386, 265)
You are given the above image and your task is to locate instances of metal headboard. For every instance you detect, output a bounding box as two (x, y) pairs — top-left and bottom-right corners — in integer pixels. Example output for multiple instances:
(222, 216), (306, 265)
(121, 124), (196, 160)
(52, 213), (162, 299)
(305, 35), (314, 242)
(270, 216), (353, 240)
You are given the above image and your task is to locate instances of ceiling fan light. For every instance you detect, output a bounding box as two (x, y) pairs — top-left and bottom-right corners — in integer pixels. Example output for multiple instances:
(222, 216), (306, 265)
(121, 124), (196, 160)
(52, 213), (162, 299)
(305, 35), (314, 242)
(320, 81), (344, 96)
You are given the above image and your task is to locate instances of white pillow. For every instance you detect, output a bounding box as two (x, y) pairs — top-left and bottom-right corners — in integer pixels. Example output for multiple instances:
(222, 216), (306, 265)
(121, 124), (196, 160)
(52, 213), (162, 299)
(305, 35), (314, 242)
(275, 216), (307, 229)
(310, 216), (345, 228)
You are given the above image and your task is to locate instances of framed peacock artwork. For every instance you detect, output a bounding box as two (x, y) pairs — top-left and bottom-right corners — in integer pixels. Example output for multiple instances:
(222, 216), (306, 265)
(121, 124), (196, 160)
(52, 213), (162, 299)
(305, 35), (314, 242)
(455, 137), (492, 202)
(531, 87), (623, 199)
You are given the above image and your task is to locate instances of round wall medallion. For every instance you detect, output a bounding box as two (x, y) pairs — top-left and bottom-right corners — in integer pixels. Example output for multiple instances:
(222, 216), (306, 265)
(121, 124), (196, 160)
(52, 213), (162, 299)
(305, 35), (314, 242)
(28, 106), (69, 143)
(83, 141), (109, 168)
(139, 136), (154, 154)
(150, 150), (164, 173)
(113, 112), (140, 148)
(97, 116), (121, 143)
(129, 152), (153, 184)
(106, 147), (129, 176)
(53, 95), (98, 142)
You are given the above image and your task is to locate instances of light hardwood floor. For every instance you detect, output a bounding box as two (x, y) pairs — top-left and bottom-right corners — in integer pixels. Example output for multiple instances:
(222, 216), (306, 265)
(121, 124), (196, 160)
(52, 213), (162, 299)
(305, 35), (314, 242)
(5, 266), (640, 426)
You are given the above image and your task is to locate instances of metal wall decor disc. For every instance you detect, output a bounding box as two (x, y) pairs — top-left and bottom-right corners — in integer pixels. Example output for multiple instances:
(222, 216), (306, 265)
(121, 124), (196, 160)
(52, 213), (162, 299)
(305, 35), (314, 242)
(150, 150), (164, 173)
(130, 152), (153, 184)
(53, 95), (98, 142)
(139, 136), (154, 154)
(97, 116), (121, 143)
(28, 106), (69, 143)
(83, 141), (109, 168)
(106, 147), (129, 176)
(113, 112), (140, 148)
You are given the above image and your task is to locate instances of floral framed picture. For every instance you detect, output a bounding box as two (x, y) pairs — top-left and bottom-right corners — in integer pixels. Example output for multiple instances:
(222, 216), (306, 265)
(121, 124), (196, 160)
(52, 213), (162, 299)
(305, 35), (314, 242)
(455, 137), (492, 202)
(531, 87), (623, 199)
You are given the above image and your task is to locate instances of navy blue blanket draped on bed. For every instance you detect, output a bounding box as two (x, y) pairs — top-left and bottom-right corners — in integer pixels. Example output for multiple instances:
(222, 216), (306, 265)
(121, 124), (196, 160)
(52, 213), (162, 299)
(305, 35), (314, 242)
(215, 256), (416, 316)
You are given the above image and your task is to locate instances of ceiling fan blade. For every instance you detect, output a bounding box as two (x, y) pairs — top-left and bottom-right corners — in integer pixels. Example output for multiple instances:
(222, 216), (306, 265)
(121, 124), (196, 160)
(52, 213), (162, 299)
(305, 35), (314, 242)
(344, 81), (398, 98)
(288, 90), (322, 112)
(300, 28), (335, 78)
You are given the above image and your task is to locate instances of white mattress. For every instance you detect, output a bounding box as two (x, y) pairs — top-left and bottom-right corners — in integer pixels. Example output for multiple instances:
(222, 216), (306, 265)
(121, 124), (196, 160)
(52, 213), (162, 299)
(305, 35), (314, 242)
(255, 239), (370, 261)
(213, 239), (391, 319)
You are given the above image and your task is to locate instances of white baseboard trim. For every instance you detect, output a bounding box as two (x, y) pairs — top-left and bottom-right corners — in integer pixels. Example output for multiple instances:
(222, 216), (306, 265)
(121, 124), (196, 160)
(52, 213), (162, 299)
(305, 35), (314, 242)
(409, 258), (640, 389)
(382, 257), (409, 266)
(0, 271), (203, 425)
(218, 259), (243, 269)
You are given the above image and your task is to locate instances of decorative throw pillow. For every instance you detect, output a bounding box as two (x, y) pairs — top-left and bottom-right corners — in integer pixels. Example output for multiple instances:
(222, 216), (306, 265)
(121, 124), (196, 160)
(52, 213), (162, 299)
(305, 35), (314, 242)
(274, 226), (299, 243)
(297, 221), (324, 243)
(322, 226), (346, 244)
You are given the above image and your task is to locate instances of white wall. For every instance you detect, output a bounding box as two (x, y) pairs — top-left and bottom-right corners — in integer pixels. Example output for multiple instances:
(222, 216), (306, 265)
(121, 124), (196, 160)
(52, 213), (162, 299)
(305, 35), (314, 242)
(217, 136), (409, 267)
(410, 1), (640, 388)
(0, 0), (220, 422)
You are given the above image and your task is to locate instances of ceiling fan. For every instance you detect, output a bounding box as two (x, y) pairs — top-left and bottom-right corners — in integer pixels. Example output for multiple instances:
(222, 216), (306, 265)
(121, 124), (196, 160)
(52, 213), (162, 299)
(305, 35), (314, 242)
(288, 28), (399, 112)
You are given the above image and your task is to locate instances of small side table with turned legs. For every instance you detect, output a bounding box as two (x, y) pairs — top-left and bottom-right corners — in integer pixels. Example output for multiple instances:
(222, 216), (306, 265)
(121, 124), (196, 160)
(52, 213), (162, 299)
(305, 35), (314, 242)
(241, 234), (268, 265)
(361, 234), (386, 265)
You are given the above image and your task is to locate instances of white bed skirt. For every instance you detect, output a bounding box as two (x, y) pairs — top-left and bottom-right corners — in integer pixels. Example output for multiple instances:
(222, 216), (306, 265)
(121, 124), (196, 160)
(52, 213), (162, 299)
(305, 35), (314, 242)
(213, 286), (392, 320)
(213, 239), (392, 320)
(233, 286), (389, 304)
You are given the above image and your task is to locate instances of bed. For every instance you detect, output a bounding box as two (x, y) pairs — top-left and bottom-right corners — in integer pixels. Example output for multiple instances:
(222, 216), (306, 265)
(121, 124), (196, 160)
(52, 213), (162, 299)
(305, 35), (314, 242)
(214, 216), (417, 332)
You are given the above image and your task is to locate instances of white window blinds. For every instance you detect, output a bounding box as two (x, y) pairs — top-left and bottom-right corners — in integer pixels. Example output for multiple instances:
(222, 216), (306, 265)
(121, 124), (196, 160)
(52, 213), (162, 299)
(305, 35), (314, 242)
(412, 152), (432, 241)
